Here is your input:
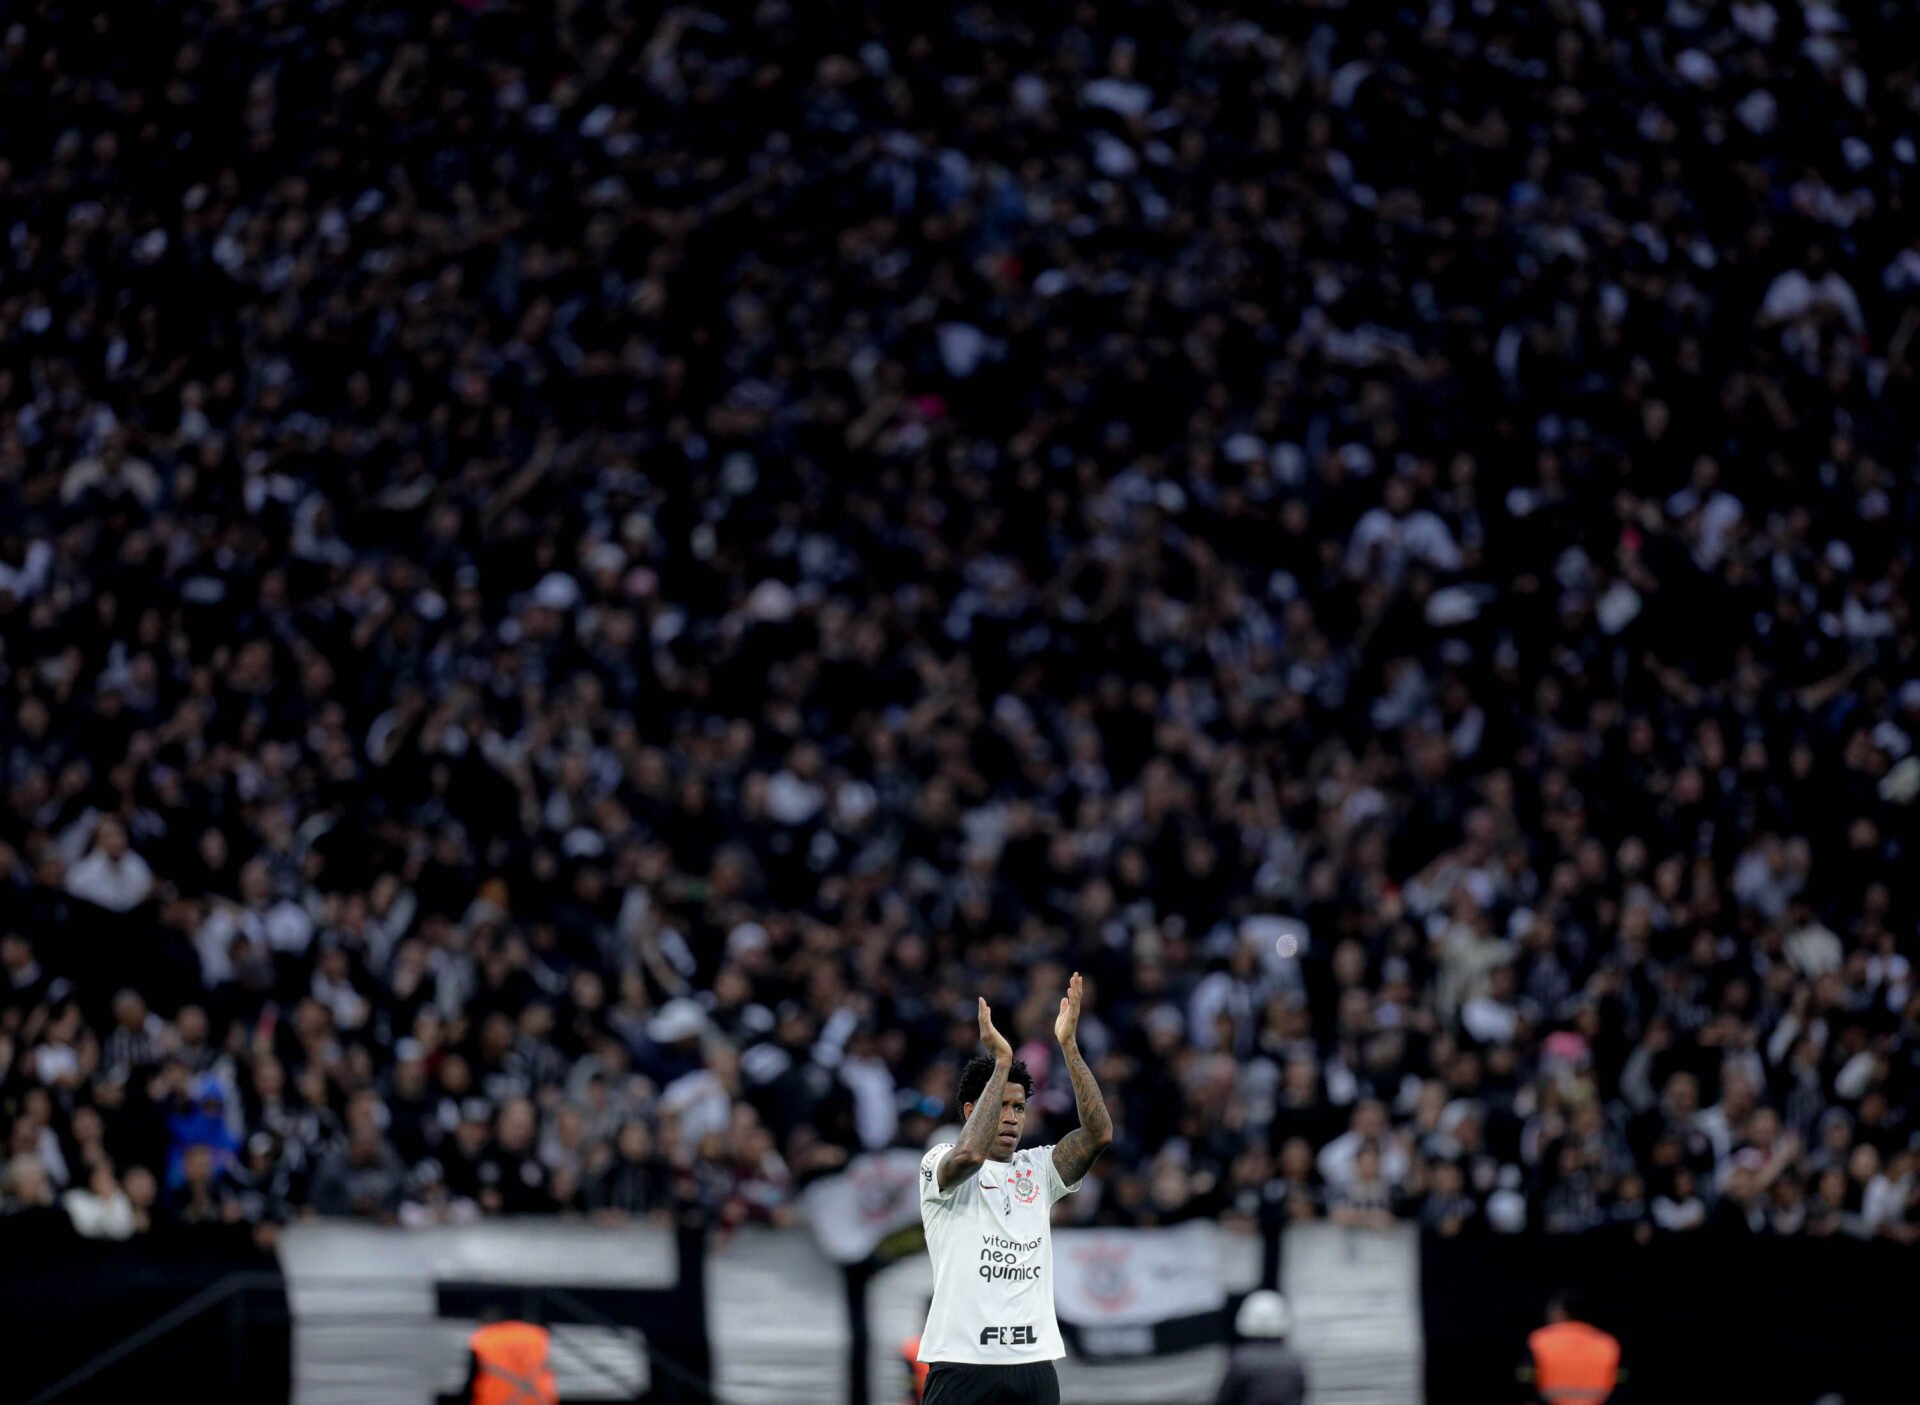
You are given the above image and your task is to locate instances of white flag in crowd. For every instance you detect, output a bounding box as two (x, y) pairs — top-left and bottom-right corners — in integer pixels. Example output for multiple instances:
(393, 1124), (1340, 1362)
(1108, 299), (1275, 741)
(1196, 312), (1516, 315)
(799, 1149), (927, 1265)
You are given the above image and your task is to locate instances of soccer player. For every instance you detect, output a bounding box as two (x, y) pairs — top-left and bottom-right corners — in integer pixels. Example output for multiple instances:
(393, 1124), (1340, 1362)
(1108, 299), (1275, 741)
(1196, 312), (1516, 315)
(916, 973), (1113, 1405)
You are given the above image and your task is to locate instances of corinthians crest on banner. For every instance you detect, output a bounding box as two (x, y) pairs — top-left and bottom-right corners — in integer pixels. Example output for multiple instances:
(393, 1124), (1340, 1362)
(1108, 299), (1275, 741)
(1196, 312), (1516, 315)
(1052, 1222), (1226, 1358)
(799, 1148), (927, 1264)
(1068, 1238), (1138, 1314)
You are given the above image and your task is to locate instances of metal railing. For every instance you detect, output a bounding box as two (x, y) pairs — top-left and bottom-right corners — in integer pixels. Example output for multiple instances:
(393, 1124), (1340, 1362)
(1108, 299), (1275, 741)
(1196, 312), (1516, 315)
(23, 1271), (286, 1405)
(543, 1284), (727, 1405)
(22, 1269), (731, 1405)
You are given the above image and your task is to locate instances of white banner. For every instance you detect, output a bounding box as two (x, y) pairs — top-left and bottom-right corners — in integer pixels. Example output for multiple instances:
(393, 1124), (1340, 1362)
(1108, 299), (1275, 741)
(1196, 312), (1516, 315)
(799, 1147), (928, 1264)
(1052, 1222), (1224, 1328)
(279, 1222), (678, 1405)
(706, 1227), (849, 1405)
(1282, 1222), (1424, 1405)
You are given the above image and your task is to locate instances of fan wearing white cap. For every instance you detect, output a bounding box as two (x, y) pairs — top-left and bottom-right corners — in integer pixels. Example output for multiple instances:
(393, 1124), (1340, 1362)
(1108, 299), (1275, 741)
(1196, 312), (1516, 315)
(1214, 1291), (1306, 1405)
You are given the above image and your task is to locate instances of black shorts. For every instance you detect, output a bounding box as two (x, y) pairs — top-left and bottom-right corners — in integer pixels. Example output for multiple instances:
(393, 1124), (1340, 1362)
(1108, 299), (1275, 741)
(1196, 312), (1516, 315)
(921, 1360), (1060, 1405)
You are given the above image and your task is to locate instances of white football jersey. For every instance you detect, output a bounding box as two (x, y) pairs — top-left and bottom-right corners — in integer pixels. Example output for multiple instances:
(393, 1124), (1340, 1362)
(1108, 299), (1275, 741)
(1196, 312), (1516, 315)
(917, 1142), (1083, 1364)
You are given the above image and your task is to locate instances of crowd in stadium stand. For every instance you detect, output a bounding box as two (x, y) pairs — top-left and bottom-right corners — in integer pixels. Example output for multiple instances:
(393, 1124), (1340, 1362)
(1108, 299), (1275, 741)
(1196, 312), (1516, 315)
(4, 1), (1920, 1251)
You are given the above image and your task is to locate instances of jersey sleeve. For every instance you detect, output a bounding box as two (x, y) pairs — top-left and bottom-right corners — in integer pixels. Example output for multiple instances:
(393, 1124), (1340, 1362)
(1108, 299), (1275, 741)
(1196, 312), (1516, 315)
(1042, 1145), (1086, 1204)
(921, 1143), (962, 1205)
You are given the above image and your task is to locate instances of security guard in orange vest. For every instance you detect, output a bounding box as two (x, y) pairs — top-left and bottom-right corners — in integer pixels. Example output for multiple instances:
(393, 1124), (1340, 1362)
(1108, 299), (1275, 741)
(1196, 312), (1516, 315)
(899, 1333), (930, 1403)
(1520, 1293), (1622, 1405)
(464, 1307), (559, 1405)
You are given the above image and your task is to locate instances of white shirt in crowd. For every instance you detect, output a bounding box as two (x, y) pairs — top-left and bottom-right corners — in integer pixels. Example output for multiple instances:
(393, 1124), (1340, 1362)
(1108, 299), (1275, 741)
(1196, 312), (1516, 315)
(1346, 506), (1463, 582)
(64, 1186), (137, 1240)
(918, 1142), (1082, 1365)
(1863, 1170), (1913, 1234)
(65, 847), (155, 913)
(1759, 267), (1864, 332)
(1317, 1130), (1411, 1192)
(0, 540), (53, 600)
(193, 897), (315, 985)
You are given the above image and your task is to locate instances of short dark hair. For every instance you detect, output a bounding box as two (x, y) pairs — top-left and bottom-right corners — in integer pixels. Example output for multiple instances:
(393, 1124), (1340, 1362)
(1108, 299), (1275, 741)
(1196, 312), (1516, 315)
(957, 1056), (1033, 1112)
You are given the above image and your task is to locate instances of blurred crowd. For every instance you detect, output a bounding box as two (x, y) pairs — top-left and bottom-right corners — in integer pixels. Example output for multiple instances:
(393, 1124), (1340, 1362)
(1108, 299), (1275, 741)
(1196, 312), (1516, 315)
(4, 0), (1920, 1250)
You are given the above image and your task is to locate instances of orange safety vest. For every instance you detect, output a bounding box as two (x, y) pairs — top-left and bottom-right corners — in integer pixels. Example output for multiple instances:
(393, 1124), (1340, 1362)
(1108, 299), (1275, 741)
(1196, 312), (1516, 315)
(899, 1335), (930, 1402)
(1529, 1320), (1621, 1405)
(469, 1321), (559, 1405)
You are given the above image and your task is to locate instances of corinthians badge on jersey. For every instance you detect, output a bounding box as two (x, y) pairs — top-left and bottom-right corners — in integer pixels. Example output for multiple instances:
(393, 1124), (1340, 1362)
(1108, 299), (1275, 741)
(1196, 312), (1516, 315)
(1010, 1166), (1039, 1204)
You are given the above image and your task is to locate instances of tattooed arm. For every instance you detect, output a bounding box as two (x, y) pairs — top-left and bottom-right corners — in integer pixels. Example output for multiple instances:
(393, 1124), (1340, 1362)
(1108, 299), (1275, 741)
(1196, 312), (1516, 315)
(1052, 973), (1113, 1186)
(939, 998), (1013, 1192)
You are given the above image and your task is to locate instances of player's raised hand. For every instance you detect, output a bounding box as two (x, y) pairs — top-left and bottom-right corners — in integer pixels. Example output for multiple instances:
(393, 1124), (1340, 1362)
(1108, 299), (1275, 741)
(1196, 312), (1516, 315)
(978, 997), (1013, 1063)
(1055, 971), (1083, 1047)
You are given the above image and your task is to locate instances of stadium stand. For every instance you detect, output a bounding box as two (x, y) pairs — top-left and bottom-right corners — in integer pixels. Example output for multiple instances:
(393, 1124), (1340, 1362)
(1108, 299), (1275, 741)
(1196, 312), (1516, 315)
(2, 0), (1920, 1288)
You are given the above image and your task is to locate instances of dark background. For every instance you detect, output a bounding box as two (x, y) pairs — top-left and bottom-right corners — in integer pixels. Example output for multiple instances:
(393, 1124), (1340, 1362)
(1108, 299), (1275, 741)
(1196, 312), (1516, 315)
(2, 1217), (290, 1405)
(1423, 1230), (1920, 1405)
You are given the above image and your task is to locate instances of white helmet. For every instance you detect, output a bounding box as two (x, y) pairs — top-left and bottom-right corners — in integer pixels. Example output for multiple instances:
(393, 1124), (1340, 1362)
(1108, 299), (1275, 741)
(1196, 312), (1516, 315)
(1235, 1291), (1293, 1340)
